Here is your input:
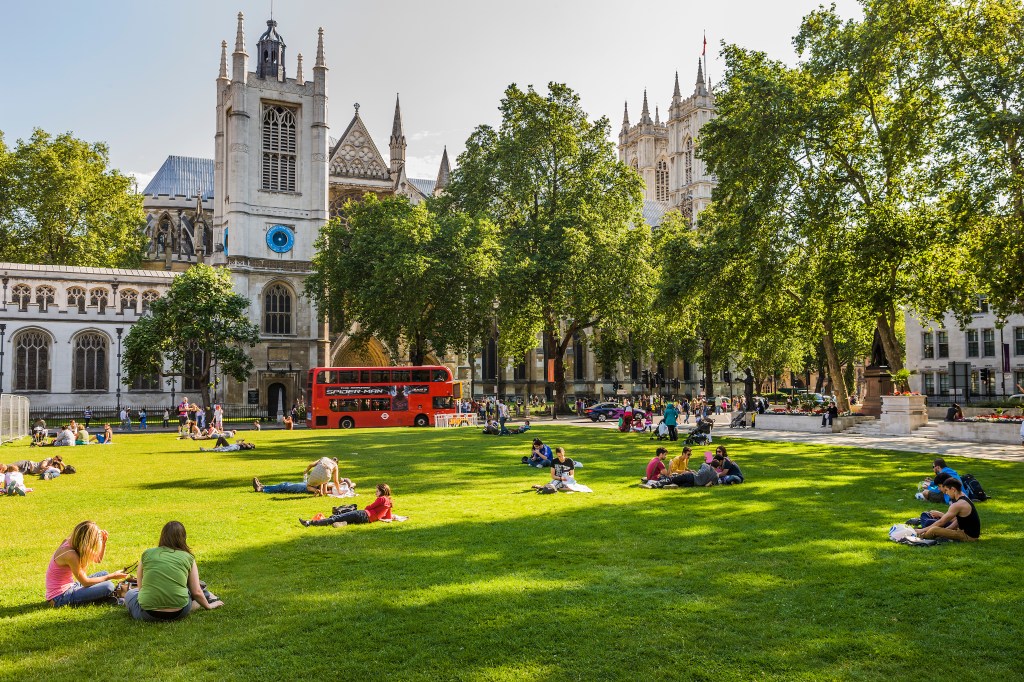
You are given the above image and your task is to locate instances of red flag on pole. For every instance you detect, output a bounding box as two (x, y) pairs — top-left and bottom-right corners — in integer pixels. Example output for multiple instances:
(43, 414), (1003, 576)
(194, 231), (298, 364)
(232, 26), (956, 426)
(702, 32), (707, 56)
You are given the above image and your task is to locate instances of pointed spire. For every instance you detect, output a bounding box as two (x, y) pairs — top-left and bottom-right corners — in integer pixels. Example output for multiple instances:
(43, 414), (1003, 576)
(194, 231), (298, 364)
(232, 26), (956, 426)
(296, 53), (304, 85)
(436, 147), (451, 191)
(640, 89), (653, 124)
(219, 40), (228, 79)
(621, 101), (630, 131)
(315, 27), (326, 67)
(391, 94), (404, 139)
(673, 70), (681, 99)
(696, 58), (707, 95)
(655, 106), (660, 125)
(234, 12), (245, 53)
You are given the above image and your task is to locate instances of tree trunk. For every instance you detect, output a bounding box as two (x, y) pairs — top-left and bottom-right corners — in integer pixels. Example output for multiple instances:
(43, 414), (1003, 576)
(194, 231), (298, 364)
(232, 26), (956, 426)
(411, 331), (425, 366)
(822, 317), (850, 412)
(702, 337), (715, 398)
(876, 312), (904, 372)
(543, 330), (569, 417)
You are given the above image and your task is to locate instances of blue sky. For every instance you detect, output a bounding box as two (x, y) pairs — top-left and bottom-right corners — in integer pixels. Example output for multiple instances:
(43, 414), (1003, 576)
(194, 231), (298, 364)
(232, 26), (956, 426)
(2, 0), (862, 186)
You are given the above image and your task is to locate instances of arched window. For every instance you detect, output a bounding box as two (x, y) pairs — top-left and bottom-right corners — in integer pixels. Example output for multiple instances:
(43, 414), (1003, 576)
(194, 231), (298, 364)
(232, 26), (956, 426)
(655, 159), (669, 202)
(120, 289), (139, 314)
(12, 284), (31, 312)
(73, 332), (108, 391)
(14, 329), (51, 391)
(264, 283), (293, 335)
(684, 137), (694, 185)
(630, 158), (639, 172)
(573, 333), (587, 382)
(35, 286), (55, 312)
(89, 288), (109, 313)
(141, 290), (160, 313)
(67, 287), (86, 313)
(261, 104), (297, 192)
(182, 341), (205, 391)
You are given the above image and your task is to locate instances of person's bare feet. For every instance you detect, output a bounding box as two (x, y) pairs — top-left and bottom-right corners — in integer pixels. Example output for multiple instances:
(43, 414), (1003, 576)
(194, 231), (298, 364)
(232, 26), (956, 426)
(252, 477), (263, 492)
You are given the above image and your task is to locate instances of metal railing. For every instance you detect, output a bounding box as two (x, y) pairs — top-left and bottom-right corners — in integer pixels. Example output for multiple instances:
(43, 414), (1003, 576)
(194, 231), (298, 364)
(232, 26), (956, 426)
(0, 394), (31, 443)
(27, 403), (290, 426)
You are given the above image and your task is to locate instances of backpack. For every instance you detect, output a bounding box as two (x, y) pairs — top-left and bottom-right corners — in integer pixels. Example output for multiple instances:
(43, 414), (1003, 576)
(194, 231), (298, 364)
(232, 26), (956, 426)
(63, 465), (77, 474)
(961, 473), (988, 501)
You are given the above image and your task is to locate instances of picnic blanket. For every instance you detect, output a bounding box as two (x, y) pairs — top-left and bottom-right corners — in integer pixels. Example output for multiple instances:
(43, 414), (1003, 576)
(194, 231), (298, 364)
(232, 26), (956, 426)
(379, 515), (409, 523)
(328, 483), (357, 498)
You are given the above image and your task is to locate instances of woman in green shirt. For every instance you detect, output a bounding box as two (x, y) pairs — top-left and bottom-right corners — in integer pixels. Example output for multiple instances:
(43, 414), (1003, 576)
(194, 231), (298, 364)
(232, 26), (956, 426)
(124, 521), (223, 622)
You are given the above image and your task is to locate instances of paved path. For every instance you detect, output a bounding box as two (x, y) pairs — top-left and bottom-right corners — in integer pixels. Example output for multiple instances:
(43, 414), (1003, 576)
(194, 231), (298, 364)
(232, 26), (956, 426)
(529, 415), (1024, 463)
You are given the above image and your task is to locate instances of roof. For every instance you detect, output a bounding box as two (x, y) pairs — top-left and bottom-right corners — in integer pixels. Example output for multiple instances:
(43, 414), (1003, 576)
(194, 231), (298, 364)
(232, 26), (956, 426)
(642, 200), (668, 227)
(409, 178), (436, 197)
(143, 156), (215, 200)
(0, 262), (178, 280)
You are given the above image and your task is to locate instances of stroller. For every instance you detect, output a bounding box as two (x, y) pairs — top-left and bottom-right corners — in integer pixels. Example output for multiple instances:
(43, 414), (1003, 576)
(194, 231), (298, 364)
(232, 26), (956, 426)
(684, 417), (714, 445)
(728, 411), (747, 429)
(650, 421), (670, 441)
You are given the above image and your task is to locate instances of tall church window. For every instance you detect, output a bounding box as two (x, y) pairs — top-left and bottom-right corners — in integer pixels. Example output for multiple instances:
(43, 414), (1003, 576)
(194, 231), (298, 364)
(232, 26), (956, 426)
(12, 284), (31, 311)
(141, 290), (160, 313)
(67, 287), (86, 313)
(684, 137), (694, 185)
(655, 160), (669, 202)
(120, 289), (138, 314)
(264, 283), (293, 335)
(262, 104), (298, 192)
(89, 288), (108, 313)
(35, 285), (55, 312)
(14, 329), (51, 391)
(73, 332), (108, 391)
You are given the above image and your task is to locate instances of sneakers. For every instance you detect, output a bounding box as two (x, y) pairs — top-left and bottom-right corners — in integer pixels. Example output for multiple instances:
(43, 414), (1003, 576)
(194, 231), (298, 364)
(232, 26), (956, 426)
(915, 492), (926, 501)
(252, 477), (263, 493)
(298, 518), (310, 527)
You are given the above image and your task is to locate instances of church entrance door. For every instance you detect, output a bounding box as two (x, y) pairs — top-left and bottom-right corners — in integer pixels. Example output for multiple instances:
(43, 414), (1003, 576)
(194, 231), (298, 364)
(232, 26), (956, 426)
(267, 382), (287, 422)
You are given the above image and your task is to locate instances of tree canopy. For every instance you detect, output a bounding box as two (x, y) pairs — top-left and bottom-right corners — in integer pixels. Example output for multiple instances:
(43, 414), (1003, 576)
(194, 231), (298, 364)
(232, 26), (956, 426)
(0, 129), (147, 267)
(123, 265), (260, 412)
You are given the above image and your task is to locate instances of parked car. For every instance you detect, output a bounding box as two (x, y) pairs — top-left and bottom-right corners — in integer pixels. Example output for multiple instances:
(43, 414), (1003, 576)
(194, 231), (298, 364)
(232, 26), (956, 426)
(585, 402), (626, 422)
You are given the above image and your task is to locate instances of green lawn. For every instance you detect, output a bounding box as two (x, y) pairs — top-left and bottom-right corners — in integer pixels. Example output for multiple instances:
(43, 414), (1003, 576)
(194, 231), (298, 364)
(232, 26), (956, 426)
(1, 426), (1021, 681)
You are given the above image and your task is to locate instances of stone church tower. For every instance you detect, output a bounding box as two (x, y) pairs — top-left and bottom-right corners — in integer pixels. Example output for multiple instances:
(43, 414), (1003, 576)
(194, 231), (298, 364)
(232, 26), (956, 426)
(211, 13), (330, 415)
(619, 59), (716, 225)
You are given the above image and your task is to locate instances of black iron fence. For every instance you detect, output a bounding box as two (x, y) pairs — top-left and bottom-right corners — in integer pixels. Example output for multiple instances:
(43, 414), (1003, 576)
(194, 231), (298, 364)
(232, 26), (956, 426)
(28, 404), (290, 426)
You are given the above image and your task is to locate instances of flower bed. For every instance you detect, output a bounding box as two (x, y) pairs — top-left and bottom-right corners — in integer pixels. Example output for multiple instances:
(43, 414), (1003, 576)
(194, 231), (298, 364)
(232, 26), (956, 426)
(961, 414), (1024, 424)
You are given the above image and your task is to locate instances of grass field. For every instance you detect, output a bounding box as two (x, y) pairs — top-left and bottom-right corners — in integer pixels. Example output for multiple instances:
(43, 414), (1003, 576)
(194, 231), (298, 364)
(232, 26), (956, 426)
(1, 426), (1022, 681)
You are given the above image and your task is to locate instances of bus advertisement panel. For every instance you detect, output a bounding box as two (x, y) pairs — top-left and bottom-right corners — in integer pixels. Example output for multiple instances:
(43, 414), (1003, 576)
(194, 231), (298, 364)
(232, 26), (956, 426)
(307, 366), (461, 429)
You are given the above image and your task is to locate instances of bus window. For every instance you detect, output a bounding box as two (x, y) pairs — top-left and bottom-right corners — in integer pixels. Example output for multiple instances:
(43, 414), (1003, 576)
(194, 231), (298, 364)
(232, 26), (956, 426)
(329, 399), (360, 412)
(370, 370), (391, 383)
(369, 398), (391, 411)
(336, 370), (358, 382)
(360, 371), (373, 383)
(317, 370), (328, 383)
(411, 369), (431, 382)
(393, 370), (411, 383)
(393, 393), (409, 411)
(433, 396), (454, 409)
(432, 369), (448, 382)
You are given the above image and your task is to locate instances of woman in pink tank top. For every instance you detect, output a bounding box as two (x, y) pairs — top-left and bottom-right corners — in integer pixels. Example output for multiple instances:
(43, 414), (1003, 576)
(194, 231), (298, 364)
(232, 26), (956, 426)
(46, 521), (127, 608)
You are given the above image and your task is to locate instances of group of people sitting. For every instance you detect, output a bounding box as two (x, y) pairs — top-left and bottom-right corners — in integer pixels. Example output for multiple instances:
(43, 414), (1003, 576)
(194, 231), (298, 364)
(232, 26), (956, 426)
(1, 456), (75, 494)
(903, 457), (983, 542)
(522, 442), (590, 493)
(641, 445), (744, 488)
(32, 419), (114, 447)
(44, 519), (223, 621)
(178, 423), (237, 441)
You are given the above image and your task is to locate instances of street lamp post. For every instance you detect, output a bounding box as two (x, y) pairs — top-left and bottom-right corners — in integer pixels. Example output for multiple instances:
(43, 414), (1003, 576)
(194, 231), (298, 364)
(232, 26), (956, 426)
(1, 274), (8, 310)
(0, 323), (6, 397)
(115, 327), (124, 412)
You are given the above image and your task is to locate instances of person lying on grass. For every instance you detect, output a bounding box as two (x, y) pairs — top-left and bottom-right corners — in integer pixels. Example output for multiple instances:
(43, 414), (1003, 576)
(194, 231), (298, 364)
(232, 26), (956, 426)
(124, 521), (223, 622)
(712, 445), (744, 485)
(911, 478), (981, 542)
(200, 437), (256, 453)
(252, 456), (347, 496)
(46, 521), (128, 608)
(300, 483), (393, 527)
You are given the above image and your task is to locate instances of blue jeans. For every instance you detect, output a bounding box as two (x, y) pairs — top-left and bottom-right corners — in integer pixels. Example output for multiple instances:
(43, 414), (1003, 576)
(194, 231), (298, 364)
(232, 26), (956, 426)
(140, 418), (147, 429)
(50, 571), (116, 607)
(721, 475), (743, 485)
(263, 482), (309, 494)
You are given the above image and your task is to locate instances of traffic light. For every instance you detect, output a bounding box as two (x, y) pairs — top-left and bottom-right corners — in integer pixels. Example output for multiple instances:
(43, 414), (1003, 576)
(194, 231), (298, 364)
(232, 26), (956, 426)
(612, 381), (620, 392)
(672, 378), (680, 390)
(699, 379), (706, 389)
(980, 368), (989, 382)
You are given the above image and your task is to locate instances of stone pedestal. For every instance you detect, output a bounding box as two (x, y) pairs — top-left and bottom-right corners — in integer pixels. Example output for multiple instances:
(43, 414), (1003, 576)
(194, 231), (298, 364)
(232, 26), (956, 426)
(880, 395), (928, 435)
(861, 367), (893, 417)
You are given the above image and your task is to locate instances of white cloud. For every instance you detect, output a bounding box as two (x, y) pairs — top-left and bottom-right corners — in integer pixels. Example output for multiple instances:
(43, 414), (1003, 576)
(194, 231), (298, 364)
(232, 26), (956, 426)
(406, 155), (442, 180)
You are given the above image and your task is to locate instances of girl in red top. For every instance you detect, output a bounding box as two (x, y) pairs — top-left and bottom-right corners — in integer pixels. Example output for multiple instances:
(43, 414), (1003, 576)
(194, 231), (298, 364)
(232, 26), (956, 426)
(300, 484), (393, 527)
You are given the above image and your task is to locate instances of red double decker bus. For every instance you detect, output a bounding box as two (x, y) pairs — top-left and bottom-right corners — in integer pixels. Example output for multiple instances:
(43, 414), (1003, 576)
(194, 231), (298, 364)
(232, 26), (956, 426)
(307, 365), (462, 429)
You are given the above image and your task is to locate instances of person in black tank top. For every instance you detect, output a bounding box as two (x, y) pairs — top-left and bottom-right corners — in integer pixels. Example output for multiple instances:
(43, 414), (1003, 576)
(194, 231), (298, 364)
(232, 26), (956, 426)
(919, 478), (980, 542)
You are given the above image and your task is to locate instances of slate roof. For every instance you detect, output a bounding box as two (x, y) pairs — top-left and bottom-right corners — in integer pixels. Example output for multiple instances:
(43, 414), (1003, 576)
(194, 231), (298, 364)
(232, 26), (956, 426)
(642, 199), (668, 227)
(409, 178), (436, 197)
(0, 262), (177, 279)
(143, 156), (215, 200)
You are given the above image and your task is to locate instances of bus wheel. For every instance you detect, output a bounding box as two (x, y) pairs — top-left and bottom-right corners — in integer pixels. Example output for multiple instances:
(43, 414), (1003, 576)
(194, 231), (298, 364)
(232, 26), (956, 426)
(414, 414), (429, 427)
(340, 417), (355, 429)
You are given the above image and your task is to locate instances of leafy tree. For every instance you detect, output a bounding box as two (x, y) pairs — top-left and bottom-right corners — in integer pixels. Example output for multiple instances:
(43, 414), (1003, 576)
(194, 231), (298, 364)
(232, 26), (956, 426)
(442, 82), (654, 411)
(123, 265), (260, 414)
(0, 129), (147, 266)
(306, 195), (498, 365)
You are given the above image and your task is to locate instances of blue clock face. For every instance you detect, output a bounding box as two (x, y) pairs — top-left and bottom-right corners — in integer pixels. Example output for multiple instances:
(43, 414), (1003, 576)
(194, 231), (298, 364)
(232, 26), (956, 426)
(266, 225), (294, 253)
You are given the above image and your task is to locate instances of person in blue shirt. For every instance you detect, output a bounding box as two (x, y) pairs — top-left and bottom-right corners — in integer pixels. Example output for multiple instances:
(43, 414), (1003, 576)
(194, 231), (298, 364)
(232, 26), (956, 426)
(661, 402), (680, 441)
(526, 438), (553, 467)
(920, 458), (962, 504)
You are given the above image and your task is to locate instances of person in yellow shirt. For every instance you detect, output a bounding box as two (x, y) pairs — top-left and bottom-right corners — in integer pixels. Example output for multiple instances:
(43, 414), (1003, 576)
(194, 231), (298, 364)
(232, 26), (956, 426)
(668, 447), (692, 475)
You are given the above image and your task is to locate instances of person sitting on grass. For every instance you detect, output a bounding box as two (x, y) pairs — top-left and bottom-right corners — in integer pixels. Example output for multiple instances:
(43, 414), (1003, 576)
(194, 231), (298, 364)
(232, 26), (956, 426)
(45, 521), (128, 608)
(252, 456), (346, 495)
(532, 447), (591, 492)
(524, 438), (554, 467)
(300, 483), (393, 527)
(917, 458), (962, 503)
(645, 452), (719, 489)
(75, 425), (94, 446)
(915, 478), (981, 542)
(4, 464), (28, 496)
(712, 445), (744, 485)
(102, 423), (114, 444)
(510, 419), (532, 434)
(124, 521), (223, 622)
(668, 447), (692, 476)
(643, 447), (669, 484)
